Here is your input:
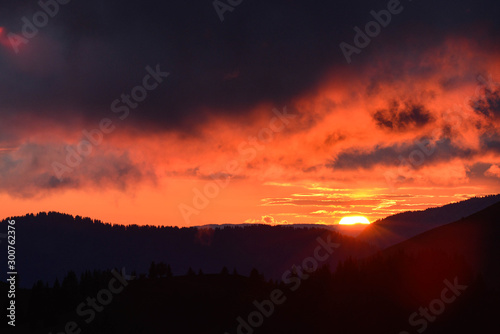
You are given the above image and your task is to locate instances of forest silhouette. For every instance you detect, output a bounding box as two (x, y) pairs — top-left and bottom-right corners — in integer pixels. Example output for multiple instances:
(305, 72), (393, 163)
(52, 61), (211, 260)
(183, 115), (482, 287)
(0, 197), (499, 333)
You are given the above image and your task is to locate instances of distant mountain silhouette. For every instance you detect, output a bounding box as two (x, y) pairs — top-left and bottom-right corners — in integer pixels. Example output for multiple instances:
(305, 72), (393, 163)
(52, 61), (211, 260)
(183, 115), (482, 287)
(194, 223), (339, 230)
(2, 203), (500, 333)
(357, 194), (500, 249)
(0, 213), (376, 288)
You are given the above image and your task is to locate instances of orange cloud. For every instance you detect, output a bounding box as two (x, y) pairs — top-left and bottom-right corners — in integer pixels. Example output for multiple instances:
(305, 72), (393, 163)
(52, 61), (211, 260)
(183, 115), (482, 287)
(1, 36), (499, 226)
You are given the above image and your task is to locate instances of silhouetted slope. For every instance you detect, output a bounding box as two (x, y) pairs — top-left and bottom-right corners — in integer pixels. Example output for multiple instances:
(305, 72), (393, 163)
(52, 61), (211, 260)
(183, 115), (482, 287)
(5, 204), (500, 333)
(9, 251), (498, 334)
(357, 194), (500, 249)
(382, 201), (500, 287)
(0, 212), (376, 287)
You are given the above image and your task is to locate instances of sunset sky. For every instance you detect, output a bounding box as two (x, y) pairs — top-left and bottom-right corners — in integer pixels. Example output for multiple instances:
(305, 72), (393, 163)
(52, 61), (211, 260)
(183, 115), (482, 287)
(0, 0), (499, 226)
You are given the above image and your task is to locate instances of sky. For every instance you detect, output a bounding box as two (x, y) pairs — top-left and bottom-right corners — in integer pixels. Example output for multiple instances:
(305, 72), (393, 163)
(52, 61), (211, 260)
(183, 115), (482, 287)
(0, 0), (499, 226)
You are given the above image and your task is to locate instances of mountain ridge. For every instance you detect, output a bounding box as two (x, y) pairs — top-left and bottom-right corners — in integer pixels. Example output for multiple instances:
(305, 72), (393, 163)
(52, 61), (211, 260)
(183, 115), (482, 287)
(0, 212), (376, 288)
(357, 194), (500, 249)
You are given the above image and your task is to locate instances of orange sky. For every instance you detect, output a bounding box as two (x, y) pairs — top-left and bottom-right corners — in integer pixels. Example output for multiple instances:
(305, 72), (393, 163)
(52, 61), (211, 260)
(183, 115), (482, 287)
(1, 37), (499, 226)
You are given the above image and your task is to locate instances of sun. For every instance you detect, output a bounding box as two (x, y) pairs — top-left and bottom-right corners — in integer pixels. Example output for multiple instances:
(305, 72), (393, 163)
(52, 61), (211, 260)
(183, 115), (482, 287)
(339, 216), (371, 225)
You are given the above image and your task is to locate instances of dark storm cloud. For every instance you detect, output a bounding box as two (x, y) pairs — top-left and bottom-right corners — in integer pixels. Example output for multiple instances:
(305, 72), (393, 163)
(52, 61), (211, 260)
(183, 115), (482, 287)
(373, 100), (433, 131)
(471, 87), (500, 118)
(481, 131), (500, 153)
(0, 0), (499, 134)
(329, 137), (476, 170)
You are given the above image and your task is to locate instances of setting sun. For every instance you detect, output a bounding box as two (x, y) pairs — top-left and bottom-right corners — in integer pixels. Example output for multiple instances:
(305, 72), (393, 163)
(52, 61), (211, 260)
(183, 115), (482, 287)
(339, 216), (371, 225)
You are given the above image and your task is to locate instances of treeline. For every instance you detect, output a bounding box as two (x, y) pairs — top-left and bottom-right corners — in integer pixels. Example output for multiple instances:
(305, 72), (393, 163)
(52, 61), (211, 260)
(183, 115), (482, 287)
(0, 212), (377, 287)
(3, 249), (498, 333)
(5, 263), (268, 332)
(371, 194), (500, 225)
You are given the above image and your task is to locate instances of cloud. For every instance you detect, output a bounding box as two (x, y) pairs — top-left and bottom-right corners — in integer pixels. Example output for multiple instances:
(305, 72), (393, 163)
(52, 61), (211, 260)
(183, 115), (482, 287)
(373, 100), (433, 131)
(245, 215), (289, 225)
(324, 132), (347, 146)
(329, 137), (479, 170)
(262, 196), (382, 207)
(471, 87), (500, 119)
(485, 164), (500, 178)
(0, 0), (499, 199)
(481, 132), (500, 153)
(0, 0), (499, 136)
(0, 143), (156, 198)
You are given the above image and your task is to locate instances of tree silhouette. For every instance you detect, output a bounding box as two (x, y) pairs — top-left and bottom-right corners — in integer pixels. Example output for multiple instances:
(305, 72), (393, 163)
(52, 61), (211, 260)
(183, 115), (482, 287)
(249, 268), (264, 281)
(220, 266), (229, 276)
(148, 261), (158, 279)
(166, 264), (173, 278)
(157, 262), (168, 278)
